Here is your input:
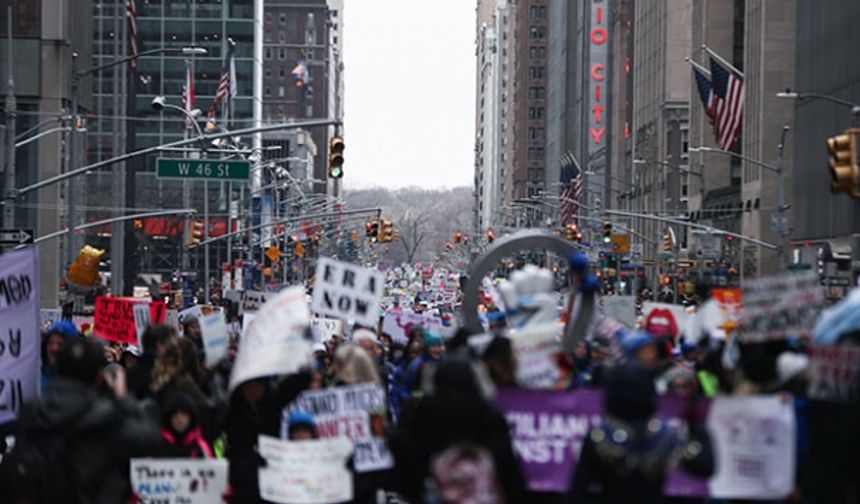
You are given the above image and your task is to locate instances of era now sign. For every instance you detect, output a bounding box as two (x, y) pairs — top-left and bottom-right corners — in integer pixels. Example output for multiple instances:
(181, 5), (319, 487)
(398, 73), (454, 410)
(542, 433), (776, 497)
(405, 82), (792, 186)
(311, 258), (384, 328)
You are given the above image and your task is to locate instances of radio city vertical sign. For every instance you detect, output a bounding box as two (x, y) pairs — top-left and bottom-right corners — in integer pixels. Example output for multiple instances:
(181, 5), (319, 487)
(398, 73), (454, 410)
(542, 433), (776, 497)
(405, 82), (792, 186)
(588, 0), (610, 155)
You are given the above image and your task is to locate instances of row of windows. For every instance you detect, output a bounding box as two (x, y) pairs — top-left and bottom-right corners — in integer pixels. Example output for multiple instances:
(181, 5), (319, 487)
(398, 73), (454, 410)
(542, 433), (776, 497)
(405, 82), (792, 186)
(528, 87), (545, 100)
(265, 47), (314, 61)
(529, 66), (545, 80)
(527, 147), (545, 160)
(528, 127), (544, 140)
(528, 107), (545, 120)
(529, 26), (546, 39)
(529, 5), (548, 19)
(529, 46), (546, 59)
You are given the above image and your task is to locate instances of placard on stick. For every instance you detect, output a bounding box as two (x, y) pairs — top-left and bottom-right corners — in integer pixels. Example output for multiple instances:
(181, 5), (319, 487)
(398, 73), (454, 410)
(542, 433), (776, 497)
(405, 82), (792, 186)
(311, 258), (384, 327)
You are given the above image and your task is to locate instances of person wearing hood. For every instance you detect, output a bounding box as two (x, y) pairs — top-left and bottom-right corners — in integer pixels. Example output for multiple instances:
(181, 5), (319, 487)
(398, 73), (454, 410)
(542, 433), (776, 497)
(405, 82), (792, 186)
(40, 320), (79, 392)
(400, 329), (445, 405)
(157, 393), (213, 459)
(126, 324), (176, 401)
(569, 363), (714, 504)
(2, 337), (160, 503)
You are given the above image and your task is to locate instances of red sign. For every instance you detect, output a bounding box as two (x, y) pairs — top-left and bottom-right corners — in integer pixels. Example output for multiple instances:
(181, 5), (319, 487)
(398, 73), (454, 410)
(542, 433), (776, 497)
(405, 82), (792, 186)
(93, 296), (167, 345)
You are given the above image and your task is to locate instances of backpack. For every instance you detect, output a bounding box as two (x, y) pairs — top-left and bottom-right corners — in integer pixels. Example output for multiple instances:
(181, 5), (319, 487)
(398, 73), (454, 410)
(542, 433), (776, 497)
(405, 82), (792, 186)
(0, 435), (78, 504)
(428, 444), (504, 504)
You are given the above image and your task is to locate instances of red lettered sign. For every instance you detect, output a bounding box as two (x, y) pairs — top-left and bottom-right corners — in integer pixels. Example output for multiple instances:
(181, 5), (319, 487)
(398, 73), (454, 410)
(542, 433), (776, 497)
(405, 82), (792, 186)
(93, 296), (166, 344)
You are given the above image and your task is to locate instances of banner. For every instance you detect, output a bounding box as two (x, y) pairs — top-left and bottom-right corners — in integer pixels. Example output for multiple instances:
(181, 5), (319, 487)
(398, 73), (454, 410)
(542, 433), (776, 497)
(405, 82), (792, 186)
(382, 310), (448, 343)
(199, 311), (229, 366)
(0, 247), (39, 423)
(130, 458), (228, 504)
(284, 383), (393, 473)
(309, 318), (343, 343)
(600, 296), (636, 328)
(808, 344), (860, 402)
(510, 324), (563, 389)
(311, 258), (384, 328)
(706, 396), (795, 499)
(737, 272), (824, 343)
(229, 287), (311, 391)
(94, 297), (166, 345)
(258, 435), (353, 504)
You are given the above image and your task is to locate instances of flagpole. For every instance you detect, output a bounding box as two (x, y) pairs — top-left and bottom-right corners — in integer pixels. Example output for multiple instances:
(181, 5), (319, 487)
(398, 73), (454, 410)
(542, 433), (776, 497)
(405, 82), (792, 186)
(702, 45), (744, 77)
(684, 57), (711, 77)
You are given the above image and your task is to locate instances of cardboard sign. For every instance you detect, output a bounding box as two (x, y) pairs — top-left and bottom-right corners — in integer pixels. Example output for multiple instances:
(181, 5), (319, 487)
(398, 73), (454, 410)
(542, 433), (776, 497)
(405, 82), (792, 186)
(707, 396), (795, 499)
(39, 308), (62, 330)
(0, 247), (39, 423)
(132, 303), (151, 349)
(284, 383), (393, 473)
(308, 318), (343, 343)
(229, 287), (311, 391)
(737, 272), (824, 343)
(642, 302), (689, 341)
(808, 344), (860, 402)
(241, 290), (267, 313)
(94, 297), (166, 345)
(510, 324), (564, 389)
(130, 458), (228, 504)
(381, 309), (449, 343)
(600, 295), (636, 328)
(258, 435), (353, 504)
(199, 311), (229, 366)
(311, 258), (384, 328)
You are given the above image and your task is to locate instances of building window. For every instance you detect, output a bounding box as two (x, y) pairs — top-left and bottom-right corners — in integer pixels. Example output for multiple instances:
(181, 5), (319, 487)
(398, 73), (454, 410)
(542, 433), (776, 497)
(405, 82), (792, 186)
(529, 26), (545, 39)
(279, 31), (286, 43)
(264, 32), (272, 43)
(528, 128), (544, 140)
(278, 48), (286, 60)
(528, 107), (545, 119)
(280, 13), (286, 24)
(529, 46), (546, 59)
(266, 12), (272, 23)
(278, 86), (285, 97)
(528, 87), (545, 100)
(529, 66), (545, 79)
(279, 69), (286, 79)
(265, 69), (272, 79)
(265, 86), (271, 97)
(539, 6), (547, 18)
(265, 48), (272, 60)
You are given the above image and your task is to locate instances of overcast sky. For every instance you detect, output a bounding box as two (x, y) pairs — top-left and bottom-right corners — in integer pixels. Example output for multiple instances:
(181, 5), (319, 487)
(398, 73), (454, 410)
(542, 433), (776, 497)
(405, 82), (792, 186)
(342, 0), (476, 190)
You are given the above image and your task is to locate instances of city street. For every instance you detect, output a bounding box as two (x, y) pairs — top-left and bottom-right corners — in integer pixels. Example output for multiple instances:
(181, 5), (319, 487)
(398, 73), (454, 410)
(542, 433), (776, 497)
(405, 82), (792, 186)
(0, 1), (859, 503)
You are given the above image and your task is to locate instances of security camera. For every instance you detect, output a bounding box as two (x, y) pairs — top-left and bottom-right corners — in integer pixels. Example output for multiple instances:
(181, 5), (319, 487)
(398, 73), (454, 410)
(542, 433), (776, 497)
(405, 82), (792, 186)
(151, 96), (167, 111)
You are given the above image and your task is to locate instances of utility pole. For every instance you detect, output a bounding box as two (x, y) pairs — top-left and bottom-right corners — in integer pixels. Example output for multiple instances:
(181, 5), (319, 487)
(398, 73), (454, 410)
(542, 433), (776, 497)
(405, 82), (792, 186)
(3, 6), (16, 230)
(67, 53), (79, 265)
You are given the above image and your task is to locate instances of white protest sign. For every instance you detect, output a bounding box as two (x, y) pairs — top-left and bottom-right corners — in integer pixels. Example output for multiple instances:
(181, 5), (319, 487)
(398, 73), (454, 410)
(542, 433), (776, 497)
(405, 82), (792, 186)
(164, 309), (180, 331)
(308, 318), (343, 343)
(737, 272), (824, 343)
(808, 344), (860, 402)
(510, 323), (564, 389)
(311, 258), (384, 328)
(130, 458), (228, 504)
(229, 287), (311, 391)
(199, 311), (229, 366)
(241, 312), (255, 339)
(39, 308), (62, 330)
(600, 295), (636, 328)
(133, 303), (151, 348)
(258, 435), (353, 504)
(284, 383), (393, 473)
(382, 310), (448, 344)
(178, 305), (202, 325)
(0, 247), (39, 423)
(241, 290), (267, 313)
(707, 396), (795, 499)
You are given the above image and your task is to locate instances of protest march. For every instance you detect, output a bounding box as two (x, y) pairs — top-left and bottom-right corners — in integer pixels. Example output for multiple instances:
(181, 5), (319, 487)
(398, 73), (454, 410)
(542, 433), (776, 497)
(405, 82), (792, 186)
(0, 237), (859, 504)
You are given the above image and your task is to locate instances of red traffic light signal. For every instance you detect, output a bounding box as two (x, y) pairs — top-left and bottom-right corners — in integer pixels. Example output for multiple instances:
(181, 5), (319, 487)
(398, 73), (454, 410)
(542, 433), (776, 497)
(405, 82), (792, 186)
(487, 229), (496, 243)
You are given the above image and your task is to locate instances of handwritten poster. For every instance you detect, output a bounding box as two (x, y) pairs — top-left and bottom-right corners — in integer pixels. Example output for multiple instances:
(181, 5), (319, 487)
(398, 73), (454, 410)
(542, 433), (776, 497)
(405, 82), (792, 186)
(510, 324), (563, 389)
(130, 458), (228, 504)
(94, 297), (166, 344)
(311, 259), (384, 327)
(258, 435), (353, 504)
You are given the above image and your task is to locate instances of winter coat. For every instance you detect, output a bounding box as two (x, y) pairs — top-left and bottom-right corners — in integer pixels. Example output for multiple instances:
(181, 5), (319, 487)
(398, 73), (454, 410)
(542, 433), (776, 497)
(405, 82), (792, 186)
(159, 426), (214, 459)
(13, 377), (160, 504)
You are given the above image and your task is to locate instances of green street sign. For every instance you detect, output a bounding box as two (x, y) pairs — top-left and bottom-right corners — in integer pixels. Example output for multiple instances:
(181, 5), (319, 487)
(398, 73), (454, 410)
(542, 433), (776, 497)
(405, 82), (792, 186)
(156, 158), (251, 181)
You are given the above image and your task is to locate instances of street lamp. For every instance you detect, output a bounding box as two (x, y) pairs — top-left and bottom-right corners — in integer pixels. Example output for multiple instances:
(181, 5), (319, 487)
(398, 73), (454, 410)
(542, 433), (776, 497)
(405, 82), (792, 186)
(152, 96), (206, 138)
(776, 89), (860, 122)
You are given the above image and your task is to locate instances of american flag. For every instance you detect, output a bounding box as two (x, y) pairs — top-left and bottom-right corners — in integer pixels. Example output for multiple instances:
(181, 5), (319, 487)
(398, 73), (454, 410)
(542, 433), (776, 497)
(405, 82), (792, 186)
(181, 62), (196, 131)
(559, 151), (583, 226)
(126, 0), (138, 71)
(693, 66), (715, 125)
(208, 42), (236, 120)
(709, 57), (744, 151)
(291, 59), (309, 88)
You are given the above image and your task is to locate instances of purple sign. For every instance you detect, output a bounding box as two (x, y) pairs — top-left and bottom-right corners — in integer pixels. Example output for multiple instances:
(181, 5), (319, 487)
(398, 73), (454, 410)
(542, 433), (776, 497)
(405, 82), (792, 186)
(494, 388), (709, 496)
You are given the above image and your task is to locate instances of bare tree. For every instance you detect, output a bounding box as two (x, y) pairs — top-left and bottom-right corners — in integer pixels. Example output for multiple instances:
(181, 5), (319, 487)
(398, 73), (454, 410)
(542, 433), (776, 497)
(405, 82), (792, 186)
(399, 210), (428, 264)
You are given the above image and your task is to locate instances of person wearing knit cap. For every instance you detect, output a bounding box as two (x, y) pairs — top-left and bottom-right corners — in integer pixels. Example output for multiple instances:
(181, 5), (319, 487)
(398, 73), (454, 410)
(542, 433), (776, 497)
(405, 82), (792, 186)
(286, 411), (318, 440)
(620, 330), (660, 371)
(400, 329), (446, 406)
(41, 321), (80, 392)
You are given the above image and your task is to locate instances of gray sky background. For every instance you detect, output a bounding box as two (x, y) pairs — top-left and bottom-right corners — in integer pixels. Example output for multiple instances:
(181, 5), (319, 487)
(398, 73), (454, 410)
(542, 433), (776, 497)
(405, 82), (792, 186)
(342, 0), (476, 190)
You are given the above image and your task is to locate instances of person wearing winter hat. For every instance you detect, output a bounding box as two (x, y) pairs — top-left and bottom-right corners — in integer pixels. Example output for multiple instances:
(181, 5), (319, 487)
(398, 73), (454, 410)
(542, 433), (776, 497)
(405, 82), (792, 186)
(157, 392), (213, 459)
(400, 329), (446, 406)
(41, 320), (80, 392)
(621, 331), (660, 370)
(286, 411), (318, 440)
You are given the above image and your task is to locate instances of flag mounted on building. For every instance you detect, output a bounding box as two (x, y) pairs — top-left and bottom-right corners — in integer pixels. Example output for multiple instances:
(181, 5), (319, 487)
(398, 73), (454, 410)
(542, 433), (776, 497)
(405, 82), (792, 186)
(709, 56), (744, 151)
(291, 59), (309, 88)
(181, 61), (196, 131)
(559, 151), (584, 226)
(126, 0), (138, 72)
(692, 66), (716, 126)
(208, 40), (237, 121)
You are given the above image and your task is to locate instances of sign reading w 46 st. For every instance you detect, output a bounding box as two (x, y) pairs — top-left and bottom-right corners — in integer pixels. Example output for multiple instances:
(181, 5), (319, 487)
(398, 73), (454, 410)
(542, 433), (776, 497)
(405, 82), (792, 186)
(156, 158), (250, 181)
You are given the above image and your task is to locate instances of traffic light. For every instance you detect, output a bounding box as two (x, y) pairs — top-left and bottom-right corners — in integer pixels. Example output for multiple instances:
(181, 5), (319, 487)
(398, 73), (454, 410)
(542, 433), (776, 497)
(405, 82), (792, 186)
(827, 128), (860, 197)
(391, 227), (400, 242)
(350, 230), (358, 242)
(379, 219), (394, 243)
(445, 242), (454, 251)
(328, 136), (345, 179)
(188, 220), (205, 245)
(565, 224), (577, 240)
(602, 221), (612, 243)
(487, 229), (496, 244)
(662, 233), (674, 252)
(366, 219), (380, 243)
(453, 231), (462, 244)
(662, 275), (672, 286)
(133, 219), (144, 230)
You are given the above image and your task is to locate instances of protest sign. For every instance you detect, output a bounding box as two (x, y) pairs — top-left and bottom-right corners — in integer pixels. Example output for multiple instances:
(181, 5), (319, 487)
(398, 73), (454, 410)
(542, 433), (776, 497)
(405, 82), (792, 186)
(600, 295), (636, 328)
(130, 458), (228, 504)
(510, 324), (563, 389)
(707, 396), (795, 499)
(178, 305), (202, 326)
(94, 297), (166, 345)
(39, 308), (62, 329)
(164, 309), (180, 331)
(241, 290), (267, 313)
(132, 303), (151, 348)
(258, 435), (353, 504)
(382, 310), (448, 343)
(737, 272), (824, 343)
(311, 258), (384, 328)
(199, 311), (229, 366)
(0, 247), (39, 424)
(308, 318), (343, 343)
(642, 302), (689, 340)
(229, 286), (311, 391)
(284, 383), (393, 473)
(808, 344), (860, 401)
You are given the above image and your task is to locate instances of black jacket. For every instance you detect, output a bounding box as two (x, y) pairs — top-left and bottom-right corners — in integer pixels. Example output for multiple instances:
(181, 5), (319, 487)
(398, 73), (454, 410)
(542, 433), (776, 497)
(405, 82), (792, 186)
(13, 377), (160, 504)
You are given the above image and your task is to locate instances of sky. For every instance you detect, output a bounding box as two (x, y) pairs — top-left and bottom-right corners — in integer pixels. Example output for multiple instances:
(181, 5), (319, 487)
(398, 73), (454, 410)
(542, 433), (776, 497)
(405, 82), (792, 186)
(342, 0), (476, 190)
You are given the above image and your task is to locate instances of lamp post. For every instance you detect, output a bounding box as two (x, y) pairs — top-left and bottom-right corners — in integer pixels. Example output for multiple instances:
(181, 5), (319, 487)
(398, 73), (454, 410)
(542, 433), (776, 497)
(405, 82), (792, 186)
(776, 90), (860, 125)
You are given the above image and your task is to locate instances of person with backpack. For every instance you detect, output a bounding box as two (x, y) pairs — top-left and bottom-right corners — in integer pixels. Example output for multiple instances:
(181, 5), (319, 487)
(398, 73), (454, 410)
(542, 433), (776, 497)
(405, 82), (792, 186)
(0, 337), (160, 503)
